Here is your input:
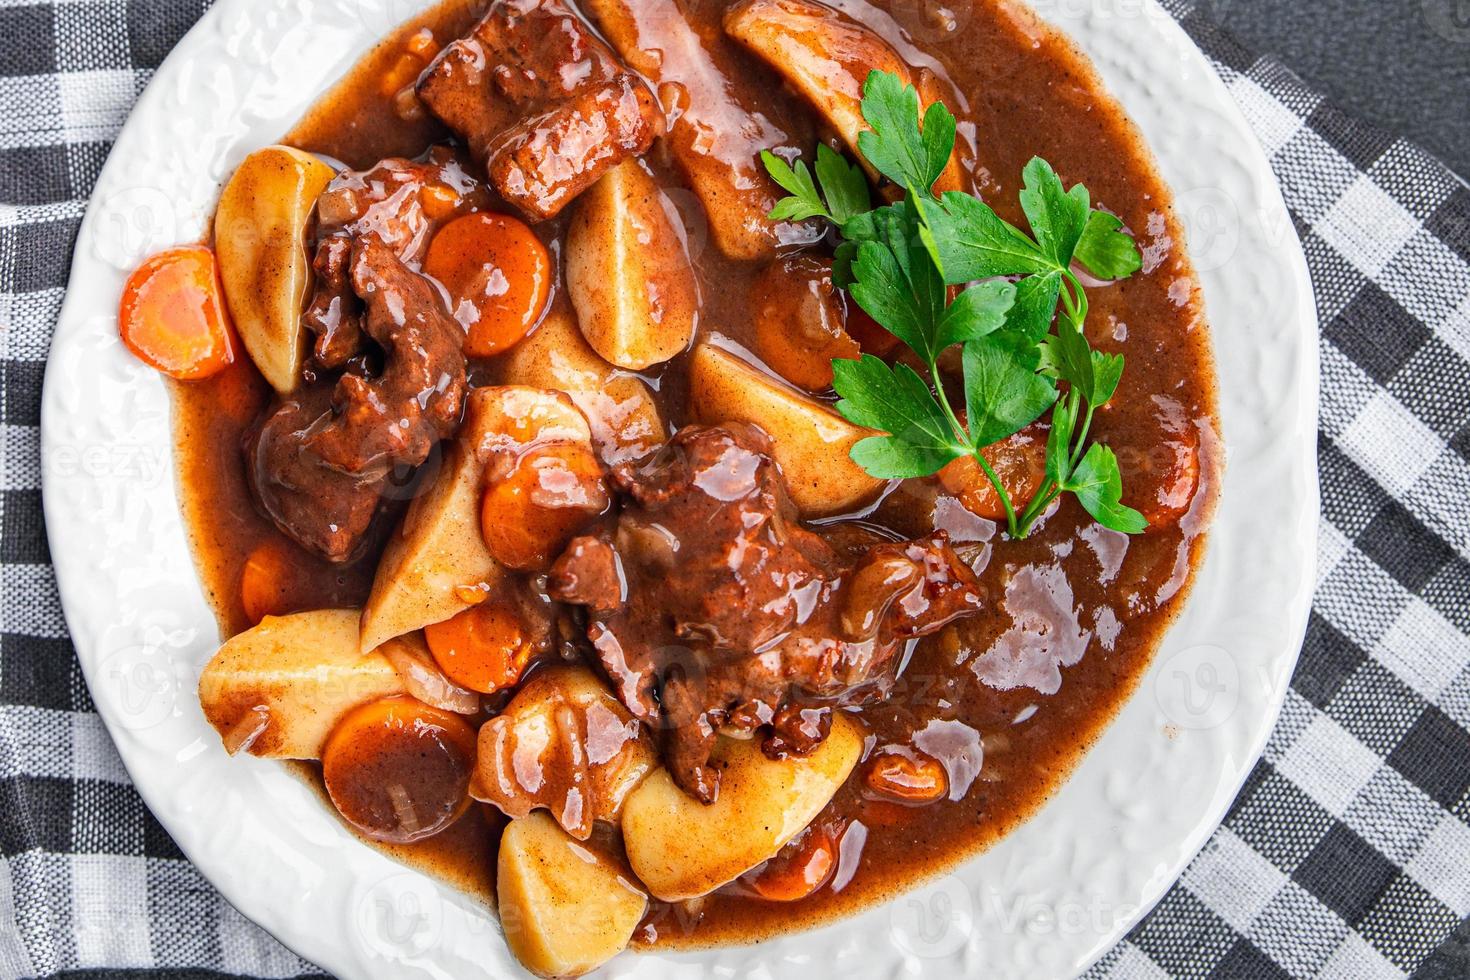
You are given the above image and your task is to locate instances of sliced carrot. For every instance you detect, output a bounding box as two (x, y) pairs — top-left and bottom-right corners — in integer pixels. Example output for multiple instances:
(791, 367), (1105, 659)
(119, 246), (235, 380)
(750, 257), (859, 392)
(743, 825), (839, 903)
(423, 212), (552, 357)
(844, 305), (899, 358)
(424, 600), (534, 694)
(322, 695), (477, 844)
(420, 183), (463, 222)
(379, 52), (424, 98)
(939, 425), (1047, 521)
(1122, 436), (1200, 531)
(239, 538), (298, 625)
(480, 442), (608, 571)
(862, 748), (949, 805)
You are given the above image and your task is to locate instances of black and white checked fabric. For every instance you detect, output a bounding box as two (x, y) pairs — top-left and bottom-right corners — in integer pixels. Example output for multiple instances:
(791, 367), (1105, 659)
(1, 1), (1467, 977)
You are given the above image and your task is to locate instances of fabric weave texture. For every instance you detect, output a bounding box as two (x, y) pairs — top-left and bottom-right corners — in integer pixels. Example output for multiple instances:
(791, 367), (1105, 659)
(1, 0), (1468, 977)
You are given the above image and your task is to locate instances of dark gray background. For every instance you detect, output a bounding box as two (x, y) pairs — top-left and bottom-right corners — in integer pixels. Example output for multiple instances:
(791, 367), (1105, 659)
(1214, 0), (1470, 177)
(1219, 2), (1470, 975)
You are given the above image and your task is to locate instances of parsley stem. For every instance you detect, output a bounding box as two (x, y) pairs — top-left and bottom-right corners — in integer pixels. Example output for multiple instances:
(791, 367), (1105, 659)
(925, 354), (969, 448)
(1015, 484), (1064, 537)
(974, 450), (1020, 537)
(1070, 403), (1096, 471)
(1061, 269), (1089, 328)
(924, 349), (1022, 538)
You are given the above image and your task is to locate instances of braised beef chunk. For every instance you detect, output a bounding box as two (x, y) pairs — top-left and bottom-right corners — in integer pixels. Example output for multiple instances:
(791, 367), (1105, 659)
(417, 0), (662, 220)
(303, 150), (487, 371)
(245, 387), (385, 563)
(248, 239), (467, 560)
(548, 424), (984, 802)
(485, 76), (661, 220)
(304, 237), (466, 476)
(301, 237), (361, 369)
(248, 151), (482, 562)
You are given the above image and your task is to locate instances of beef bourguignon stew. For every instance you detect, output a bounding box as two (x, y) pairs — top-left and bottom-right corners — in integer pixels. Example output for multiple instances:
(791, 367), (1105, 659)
(119, 0), (1219, 973)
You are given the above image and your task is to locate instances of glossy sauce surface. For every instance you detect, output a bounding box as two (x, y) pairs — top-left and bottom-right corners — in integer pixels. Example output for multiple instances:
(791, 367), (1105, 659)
(171, 0), (1219, 948)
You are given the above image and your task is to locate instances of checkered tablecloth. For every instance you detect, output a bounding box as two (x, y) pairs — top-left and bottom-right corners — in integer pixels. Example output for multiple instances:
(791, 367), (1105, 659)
(2, 0), (1468, 977)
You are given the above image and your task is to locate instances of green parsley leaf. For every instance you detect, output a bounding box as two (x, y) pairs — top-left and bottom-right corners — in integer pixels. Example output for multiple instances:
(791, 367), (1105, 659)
(814, 143), (871, 224)
(1046, 395), (1077, 486)
(834, 356), (968, 477)
(832, 240), (860, 289)
(847, 203), (948, 361)
(1066, 443), (1148, 534)
(849, 241), (931, 357)
(761, 150), (829, 222)
(962, 333), (1058, 448)
(1089, 349), (1125, 406)
(937, 279), (1016, 350)
(1075, 209), (1143, 280)
(1018, 157), (1090, 267)
(1042, 315), (1094, 396)
(1002, 271), (1063, 342)
(914, 191), (1055, 284)
(1040, 312), (1124, 405)
(856, 71), (957, 195)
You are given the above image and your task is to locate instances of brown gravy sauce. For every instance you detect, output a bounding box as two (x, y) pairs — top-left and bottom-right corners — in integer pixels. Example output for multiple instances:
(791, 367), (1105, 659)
(170, 0), (1220, 950)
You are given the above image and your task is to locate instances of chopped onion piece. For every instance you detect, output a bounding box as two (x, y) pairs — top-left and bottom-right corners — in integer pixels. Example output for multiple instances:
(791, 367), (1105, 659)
(381, 636), (481, 715)
(222, 705), (271, 756)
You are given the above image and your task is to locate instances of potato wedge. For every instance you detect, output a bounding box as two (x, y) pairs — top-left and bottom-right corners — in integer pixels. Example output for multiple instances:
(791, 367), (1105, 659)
(582, 0), (811, 260)
(498, 811), (647, 978)
(621, 712), (863, 901)
(567, 160), (699, 370)
(689, 342), (884, 516)
(215, 145), (336, 394)
(198, 609), (405, 760)
(500, 302), (667, 465)
(474, 666), (656, 839)
(360, 387), (591, 653)
(724, 0), (964, 193)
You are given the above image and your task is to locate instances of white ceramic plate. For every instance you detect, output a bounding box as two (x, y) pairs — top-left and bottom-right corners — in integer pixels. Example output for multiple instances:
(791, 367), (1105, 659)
(42, 0), (1318, 977)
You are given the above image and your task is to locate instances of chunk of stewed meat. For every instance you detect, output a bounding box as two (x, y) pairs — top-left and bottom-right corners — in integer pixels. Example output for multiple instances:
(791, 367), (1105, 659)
(417, 0), (662, 221)
(303, 238), (467, 477)
(248, 238), (468, 561)
(245, 385), (386, 563)
(303, 150), (487, 369)
(548, 424), (983, 802)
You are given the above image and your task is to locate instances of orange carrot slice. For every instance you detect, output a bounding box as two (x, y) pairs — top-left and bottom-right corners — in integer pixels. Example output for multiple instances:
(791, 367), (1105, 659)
(743, 825), (840, 903)
(239, 538), (298, 626)
(322, 695), (477, 844)
(119, 246), (236, 380)
(480, 442), (608, 571)
(424, 600), (535, 695)
(424, 212), (551, 357)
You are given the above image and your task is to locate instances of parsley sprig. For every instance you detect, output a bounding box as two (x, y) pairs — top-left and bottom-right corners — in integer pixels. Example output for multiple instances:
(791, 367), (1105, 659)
(762, 71), (1148, 537)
